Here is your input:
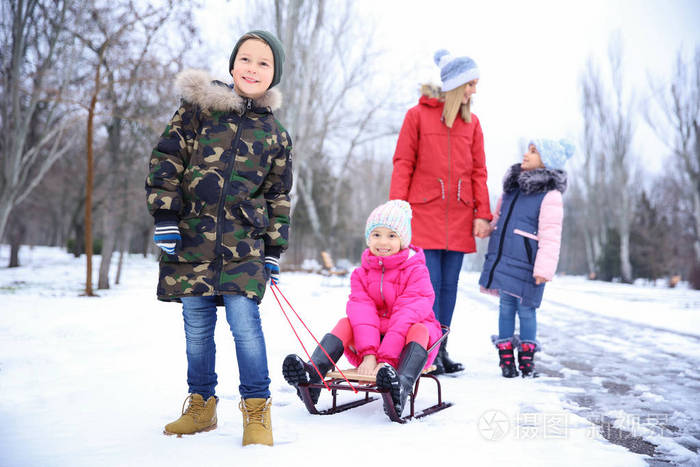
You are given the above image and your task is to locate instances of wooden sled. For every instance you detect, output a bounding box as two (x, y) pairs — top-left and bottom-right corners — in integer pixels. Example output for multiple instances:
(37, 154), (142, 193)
(296, 329), (453, 424)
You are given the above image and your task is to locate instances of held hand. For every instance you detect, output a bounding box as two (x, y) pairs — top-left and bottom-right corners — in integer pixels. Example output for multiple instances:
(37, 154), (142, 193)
(265, 256), (280, 285)
(357, 355), (377, 376)
(153, 221), (181, 255)
(534, 275), (548, 285)
(473, 218), (491, 239)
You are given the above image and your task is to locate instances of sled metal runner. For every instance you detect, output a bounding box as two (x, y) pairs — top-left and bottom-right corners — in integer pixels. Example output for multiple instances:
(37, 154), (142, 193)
(297, 327), (453, 423)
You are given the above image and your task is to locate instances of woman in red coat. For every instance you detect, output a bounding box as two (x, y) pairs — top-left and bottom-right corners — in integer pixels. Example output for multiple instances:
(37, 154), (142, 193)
(390, 49), (492, 374)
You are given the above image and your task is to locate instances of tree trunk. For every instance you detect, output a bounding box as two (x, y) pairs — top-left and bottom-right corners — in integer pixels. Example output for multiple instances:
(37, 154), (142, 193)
(693, 189), (700, 263)
(97, 214), (117, 289)
(84, 58), (102, 296)
(296, 172), (327, 250)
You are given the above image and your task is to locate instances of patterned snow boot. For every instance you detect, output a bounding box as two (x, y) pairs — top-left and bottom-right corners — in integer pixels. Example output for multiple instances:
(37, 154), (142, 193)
(282, 333), (345, 404)
(376, 341), (428, 417)
(163, 393), (218, 436)
(494, 337), (519, 378)
(518, 341), (538, 377)
(240, 398), (273, 446)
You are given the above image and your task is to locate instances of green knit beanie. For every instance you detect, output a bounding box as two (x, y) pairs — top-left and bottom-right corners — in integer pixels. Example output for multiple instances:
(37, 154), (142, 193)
(228, 30), (285, 89)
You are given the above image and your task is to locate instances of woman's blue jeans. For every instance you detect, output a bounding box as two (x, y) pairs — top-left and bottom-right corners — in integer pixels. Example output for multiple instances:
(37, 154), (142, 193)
(423, 249), (465, 328)
(498, 291), (537, 341)
(180, 294), (271, 400)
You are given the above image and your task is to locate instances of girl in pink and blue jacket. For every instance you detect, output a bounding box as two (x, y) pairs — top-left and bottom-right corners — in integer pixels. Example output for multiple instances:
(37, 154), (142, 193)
(479, 138), (574, 378)
(283, 200), (442, 417)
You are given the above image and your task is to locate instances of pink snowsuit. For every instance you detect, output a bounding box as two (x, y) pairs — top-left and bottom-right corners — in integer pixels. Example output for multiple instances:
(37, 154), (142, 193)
(344, 246), (442, 369)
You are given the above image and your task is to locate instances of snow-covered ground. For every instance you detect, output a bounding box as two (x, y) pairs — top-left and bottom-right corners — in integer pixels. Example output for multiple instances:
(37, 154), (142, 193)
(1, 246), (698, 467)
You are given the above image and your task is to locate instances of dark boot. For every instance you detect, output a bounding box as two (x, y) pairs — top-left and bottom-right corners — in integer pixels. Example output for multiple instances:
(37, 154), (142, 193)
(494, 337), (519, 378)
(440, 336), (464, 373)
(376, 342), (428, 417)
(282, 333), (344, 403)
(518, 341), (538, 377)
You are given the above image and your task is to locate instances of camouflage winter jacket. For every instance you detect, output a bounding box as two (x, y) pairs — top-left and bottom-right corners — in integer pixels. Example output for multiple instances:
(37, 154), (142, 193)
(146, 69), (293, 304)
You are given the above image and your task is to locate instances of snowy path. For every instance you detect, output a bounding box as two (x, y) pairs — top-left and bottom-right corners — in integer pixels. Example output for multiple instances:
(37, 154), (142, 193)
(459, 275), (700, 465)
(0, 247), (698, 466)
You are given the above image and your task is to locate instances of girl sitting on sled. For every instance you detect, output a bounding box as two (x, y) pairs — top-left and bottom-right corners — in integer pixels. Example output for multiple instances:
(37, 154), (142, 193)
(283, 200), (442, 417)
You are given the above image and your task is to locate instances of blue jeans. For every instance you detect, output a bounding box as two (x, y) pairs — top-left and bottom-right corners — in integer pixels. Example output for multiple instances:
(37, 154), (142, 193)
(180, 294), (271, 400)
(423, 249), (465, 328)
(498, 291), (537, 341)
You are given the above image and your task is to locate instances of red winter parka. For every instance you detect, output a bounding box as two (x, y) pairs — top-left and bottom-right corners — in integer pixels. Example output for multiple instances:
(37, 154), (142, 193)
(390, 92), (492, 253)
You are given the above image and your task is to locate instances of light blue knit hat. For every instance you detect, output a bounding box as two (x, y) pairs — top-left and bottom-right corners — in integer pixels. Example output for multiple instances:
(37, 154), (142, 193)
(365, 200), (412, 248)
(529, 138), (576, 170)
(434, 49), (480, 92)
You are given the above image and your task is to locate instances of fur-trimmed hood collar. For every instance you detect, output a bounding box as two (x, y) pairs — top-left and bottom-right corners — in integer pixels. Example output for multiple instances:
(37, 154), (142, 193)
(418, 83), (443, 108)
(174, 69), (282, 114)
(503, 163), (567, 195)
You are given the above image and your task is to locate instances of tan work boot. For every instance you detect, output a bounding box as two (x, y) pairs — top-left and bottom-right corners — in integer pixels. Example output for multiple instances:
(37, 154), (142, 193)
(239, 398), (273, 446)
(163, 394), (218, 437)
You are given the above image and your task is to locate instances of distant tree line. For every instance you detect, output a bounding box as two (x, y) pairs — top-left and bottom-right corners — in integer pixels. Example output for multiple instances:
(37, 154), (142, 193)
(561, 37), (699, 288)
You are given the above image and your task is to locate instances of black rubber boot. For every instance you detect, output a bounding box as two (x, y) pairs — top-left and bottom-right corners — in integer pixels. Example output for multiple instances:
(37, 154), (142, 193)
(440, 336), (464, 373)
(494, 338), (519, 378)
(376, 342), (429, 417)
(518, 341), (537, 377)
(282, 333), (345, 403)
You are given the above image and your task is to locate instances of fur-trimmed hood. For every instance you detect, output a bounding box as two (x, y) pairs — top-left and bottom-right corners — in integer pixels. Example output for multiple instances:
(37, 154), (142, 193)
(174, 68), (282, 114)
(503, 163), (567, 195)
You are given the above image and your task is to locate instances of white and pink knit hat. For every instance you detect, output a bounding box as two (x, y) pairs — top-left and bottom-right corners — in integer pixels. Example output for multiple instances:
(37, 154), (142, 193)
(365, 200), (412, 248)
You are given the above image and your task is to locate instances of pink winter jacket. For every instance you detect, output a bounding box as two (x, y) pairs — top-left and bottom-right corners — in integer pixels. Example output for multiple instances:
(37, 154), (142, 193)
(345, 246), (442, 369)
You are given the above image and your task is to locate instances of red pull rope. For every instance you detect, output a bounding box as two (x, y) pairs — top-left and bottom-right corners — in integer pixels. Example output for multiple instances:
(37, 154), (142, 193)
(271, 283), (358, 393)
(269, 285), (331, 393)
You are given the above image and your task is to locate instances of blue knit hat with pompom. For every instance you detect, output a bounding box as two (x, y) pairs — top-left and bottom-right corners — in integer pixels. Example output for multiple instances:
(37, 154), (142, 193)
(529, 138), (576, 170)
(434, 49), (480, 92)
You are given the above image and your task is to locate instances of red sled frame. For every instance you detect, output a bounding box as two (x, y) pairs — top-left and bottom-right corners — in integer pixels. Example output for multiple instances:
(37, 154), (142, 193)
(296, 327), (453, 424)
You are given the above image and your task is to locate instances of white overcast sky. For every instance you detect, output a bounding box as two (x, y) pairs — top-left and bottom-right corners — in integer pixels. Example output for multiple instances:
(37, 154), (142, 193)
(196, 0), (700, 193)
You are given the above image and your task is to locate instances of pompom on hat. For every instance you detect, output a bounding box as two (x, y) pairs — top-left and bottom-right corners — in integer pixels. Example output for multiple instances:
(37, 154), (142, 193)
(434, 49), (480, 92)
(529, 138), (576, 170)
(365, 200), (413, 249)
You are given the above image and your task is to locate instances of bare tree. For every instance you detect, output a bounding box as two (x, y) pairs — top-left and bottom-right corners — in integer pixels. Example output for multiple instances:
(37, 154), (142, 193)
(578, 36), (636, 282)
(579, 58), (609, 278)
(647, 47), (700, 265)
(244, 0), (401, 257)
(70, 0), (194, 292)
(0, 0), (79, 245)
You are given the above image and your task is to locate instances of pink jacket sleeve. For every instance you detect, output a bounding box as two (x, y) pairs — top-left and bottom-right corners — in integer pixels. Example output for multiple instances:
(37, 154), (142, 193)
(389, 108), (419, 201)
(346, 268), (381, 359)
(533, 190), (564, 280)
(376, 265), (435, 365)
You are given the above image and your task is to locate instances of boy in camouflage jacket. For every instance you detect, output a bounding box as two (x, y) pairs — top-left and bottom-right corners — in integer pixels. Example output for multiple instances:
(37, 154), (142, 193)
(145, 30), (292, 446)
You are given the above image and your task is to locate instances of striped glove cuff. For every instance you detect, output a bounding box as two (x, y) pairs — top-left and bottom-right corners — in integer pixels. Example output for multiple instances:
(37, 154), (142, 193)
(153, 221), (181, 255)
(265, 256), (280, 285)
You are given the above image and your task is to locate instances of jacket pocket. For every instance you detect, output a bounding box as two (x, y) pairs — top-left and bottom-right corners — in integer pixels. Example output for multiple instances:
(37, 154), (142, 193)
(236, 198), (270, 236)
(513, 226), (539, 265)
(456, 178), (471, 204)
(408, 178), (444, 204)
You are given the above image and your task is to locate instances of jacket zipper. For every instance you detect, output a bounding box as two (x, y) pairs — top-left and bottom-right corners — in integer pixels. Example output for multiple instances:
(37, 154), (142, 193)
(214, 101), (250, 291)
(486, 191), (520, 288)
(446, 127), (451, 249)
(379, 260), (385, 304)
